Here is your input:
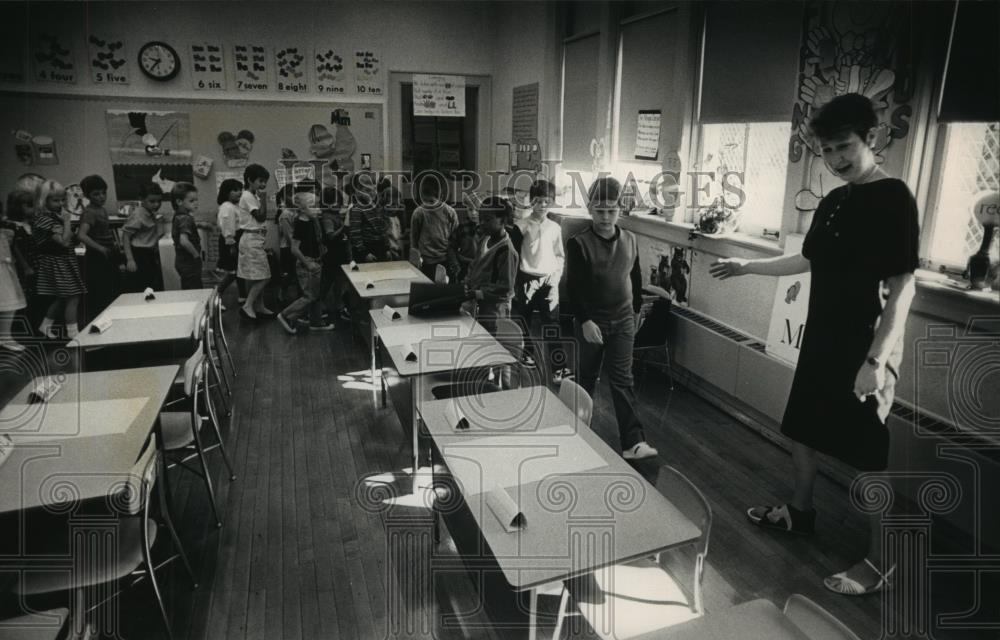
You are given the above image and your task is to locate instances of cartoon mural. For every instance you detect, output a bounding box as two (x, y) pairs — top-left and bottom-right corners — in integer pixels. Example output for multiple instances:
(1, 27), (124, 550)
(789, 2), (914, 167)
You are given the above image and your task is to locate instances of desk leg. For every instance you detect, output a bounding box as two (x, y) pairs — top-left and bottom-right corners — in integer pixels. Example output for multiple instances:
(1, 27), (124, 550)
(411, 379), (419, 481)
(528, 588), (538, 640)
(371, 326), (378, 406)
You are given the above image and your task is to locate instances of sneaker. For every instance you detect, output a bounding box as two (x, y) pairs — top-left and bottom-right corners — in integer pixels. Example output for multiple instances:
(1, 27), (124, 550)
(308, 322), (336, 331)
(276, 313), (298, 335)
(746, 504), (815, 536)
(520, 353), (537, 368)
(623, 441), (658, 460)
(552, 367), (574, 384)
(339, 308), (351, 321)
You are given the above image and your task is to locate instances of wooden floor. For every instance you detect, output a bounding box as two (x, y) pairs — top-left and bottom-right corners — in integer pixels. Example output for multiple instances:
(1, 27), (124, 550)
(2, 298), (984, 639)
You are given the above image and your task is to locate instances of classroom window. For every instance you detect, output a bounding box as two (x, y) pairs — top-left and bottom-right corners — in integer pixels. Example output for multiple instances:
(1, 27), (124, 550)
(561, 34), (600, 174)
(401, 83), (479, 177)
(695, 122), (790, 235)
(926, 122), (1000, 268)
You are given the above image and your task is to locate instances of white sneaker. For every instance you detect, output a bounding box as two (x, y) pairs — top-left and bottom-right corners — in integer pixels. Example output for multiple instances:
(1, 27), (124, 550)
(0, 340), (27, 352)
(623, 441), (658, 460)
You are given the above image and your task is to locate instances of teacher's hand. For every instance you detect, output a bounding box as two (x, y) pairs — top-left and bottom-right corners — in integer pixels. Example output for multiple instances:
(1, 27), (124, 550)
(853, 362), (885, 401)
(581, 320), (604, 345)
(709, 257), (748, 280)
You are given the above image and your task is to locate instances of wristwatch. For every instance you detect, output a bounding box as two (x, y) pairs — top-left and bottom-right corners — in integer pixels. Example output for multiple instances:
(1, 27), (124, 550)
(865, 355), (883, 368)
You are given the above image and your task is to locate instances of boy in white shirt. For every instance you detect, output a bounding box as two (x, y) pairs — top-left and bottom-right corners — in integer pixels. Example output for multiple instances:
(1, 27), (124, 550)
(514, 179), (568, 382)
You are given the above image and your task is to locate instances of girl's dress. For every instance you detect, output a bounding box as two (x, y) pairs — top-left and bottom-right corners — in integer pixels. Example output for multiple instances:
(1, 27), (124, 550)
(781, 178), (919, 471)
(32, 211), (86, 297)
(0, 229), (27, 311)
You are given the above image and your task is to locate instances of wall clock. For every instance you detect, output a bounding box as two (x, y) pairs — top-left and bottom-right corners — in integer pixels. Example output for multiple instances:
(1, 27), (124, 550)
(138, 41), (180, 81)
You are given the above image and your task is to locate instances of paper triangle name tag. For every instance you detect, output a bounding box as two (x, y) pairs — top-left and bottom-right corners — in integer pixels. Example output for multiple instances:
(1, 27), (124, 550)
(403, 342), (417, 362)
(349, 260), (360, 271)
(143, 287), (156, 300)
(27, 377), (60, 404)
(381, 305), (401, 320)
(90, 315), (113, 334)
(486, 487), (526, 533)
(365, 280), (375, 289)
(444, 400), (470, 431)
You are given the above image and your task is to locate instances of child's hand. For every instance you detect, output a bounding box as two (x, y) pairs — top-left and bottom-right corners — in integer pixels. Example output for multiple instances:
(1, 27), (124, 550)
(126, 259), (137, 273)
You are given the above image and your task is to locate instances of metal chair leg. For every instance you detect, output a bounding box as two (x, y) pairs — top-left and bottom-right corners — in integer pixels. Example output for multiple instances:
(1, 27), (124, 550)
(203, 378), (236, 482)
(216, 305), (237, 379)
(190, 423), (223, 528)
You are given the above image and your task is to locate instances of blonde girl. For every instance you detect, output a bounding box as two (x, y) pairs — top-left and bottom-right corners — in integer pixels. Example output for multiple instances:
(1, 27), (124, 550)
(32, 180), (86, 338)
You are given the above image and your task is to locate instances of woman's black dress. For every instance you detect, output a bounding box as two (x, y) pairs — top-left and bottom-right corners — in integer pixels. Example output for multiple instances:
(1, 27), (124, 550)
(782, 178), (919, 471)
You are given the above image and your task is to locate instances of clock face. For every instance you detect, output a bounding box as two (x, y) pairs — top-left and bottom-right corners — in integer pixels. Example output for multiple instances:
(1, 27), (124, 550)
(138, 41), (179, 81)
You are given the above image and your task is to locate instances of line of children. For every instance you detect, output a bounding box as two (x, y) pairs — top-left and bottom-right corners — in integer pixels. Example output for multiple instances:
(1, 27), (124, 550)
(215, 178), (242, 303)
(237, 164), (273, 320)
(276, 191), (335, 334)
(170, 182), (206, 290)
(410, 178), (459, 282)
(122, 182), (165, 292)
(33, 181), (86, 339)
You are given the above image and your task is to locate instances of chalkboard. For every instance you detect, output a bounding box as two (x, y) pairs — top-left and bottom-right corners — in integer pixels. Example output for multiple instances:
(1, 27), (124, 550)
(0, 91), (384, 214)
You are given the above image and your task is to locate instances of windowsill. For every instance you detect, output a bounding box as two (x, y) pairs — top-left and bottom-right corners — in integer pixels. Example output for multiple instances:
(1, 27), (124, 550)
(622, 211), (784, 256)
(914, 269), (999, 308)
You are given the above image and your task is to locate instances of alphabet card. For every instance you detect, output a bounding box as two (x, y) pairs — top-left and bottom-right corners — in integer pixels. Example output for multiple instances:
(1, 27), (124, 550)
(353, 48), (382, 96)
(88, 34), (128, 85)
(32, 31), (77, 83)
(191, 42), (226, 90)
(315, 46), (347, 95)
(233, 43), (269, 91)
(275, 45), (307, 93)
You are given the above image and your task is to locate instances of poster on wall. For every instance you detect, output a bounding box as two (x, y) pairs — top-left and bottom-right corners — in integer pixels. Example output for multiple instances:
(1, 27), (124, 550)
(766, 234), (811, 364)
(275, 45), (307, 93)
(191, 42), (226, 90)
(413, 74), (465, 116)
(112, 164), (194, 201)
(106, 110), (192, 162)
(32, 32), (77, 83)
(635, 110), (661, 161)
(315, 47), (347, 95)
(233, 43), (269, 91)
(87, 35), (128, 85)
(353, 49), (382, 96)
(512, 83), (538, 142)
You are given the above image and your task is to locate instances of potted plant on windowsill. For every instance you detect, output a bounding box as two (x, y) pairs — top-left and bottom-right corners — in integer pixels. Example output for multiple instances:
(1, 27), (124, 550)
(696, 197), (739, 235)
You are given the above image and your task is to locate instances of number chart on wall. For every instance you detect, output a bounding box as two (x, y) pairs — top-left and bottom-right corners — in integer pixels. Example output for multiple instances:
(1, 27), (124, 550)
(0, 93), (384, 213)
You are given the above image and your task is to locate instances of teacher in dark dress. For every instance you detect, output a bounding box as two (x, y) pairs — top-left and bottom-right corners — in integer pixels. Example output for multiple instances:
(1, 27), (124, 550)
(710, 94), (919, 596)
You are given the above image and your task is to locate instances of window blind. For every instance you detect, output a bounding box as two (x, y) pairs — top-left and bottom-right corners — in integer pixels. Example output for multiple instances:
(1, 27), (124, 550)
(562, 34), (600, 171)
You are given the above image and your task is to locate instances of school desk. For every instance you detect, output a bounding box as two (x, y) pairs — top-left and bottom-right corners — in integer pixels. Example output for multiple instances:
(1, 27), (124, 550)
(379, 328), (515, 484)
(367, 306), (485, 407)
(69, 288), (213, 350)
(0, 365), (178, 514)
(341, 259), (431, 301)
(419, 386), (701, 639)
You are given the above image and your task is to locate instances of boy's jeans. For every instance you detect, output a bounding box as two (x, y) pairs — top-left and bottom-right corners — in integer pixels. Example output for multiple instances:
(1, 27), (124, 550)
(575, 314), (645, 451)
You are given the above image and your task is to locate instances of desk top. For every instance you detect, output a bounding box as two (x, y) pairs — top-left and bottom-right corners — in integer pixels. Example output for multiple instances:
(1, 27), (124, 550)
(71, 289), (213, 348)
(342, 261), (430, 299)
(0, 365), (179, 514)
(420, 386), (701, 590)
(369, 308), (484, 347)
(383, 334), (515, 378)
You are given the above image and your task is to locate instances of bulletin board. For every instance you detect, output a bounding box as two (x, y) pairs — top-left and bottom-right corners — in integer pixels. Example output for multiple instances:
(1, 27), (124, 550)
(0, 91), (384, 213)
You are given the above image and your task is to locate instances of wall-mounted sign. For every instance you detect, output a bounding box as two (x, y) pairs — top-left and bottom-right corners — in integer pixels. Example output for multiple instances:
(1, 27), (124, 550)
(413, 74), (465, 117)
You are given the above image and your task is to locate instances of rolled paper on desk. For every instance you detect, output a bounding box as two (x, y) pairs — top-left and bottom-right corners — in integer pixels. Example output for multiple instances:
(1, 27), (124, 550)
(365, 280), (375, 289)
(381, 305), (401, 320)
(27, 377), (60, 404)
(444, 400), (470, 431)
(143, 287), (156, 301)
(350, 260), (359, 271)
(90, 315), (113, 334)
(486, 487), (526, 533)
(403, 342), (417, 362)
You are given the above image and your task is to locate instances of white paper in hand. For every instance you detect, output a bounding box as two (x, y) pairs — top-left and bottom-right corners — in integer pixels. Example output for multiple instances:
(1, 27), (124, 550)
(486, 486), (526, 533)
(444, 400), (470, 431)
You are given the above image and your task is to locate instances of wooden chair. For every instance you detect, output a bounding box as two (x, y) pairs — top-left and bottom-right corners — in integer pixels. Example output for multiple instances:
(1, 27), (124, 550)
(551, 464), (712, 639)
(160, 351), (236, 528)
(634, 594), (861, 640)
(14, 443), (196, 639)
(0, 609), (69, 640)
(558, 378), (593, 427)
